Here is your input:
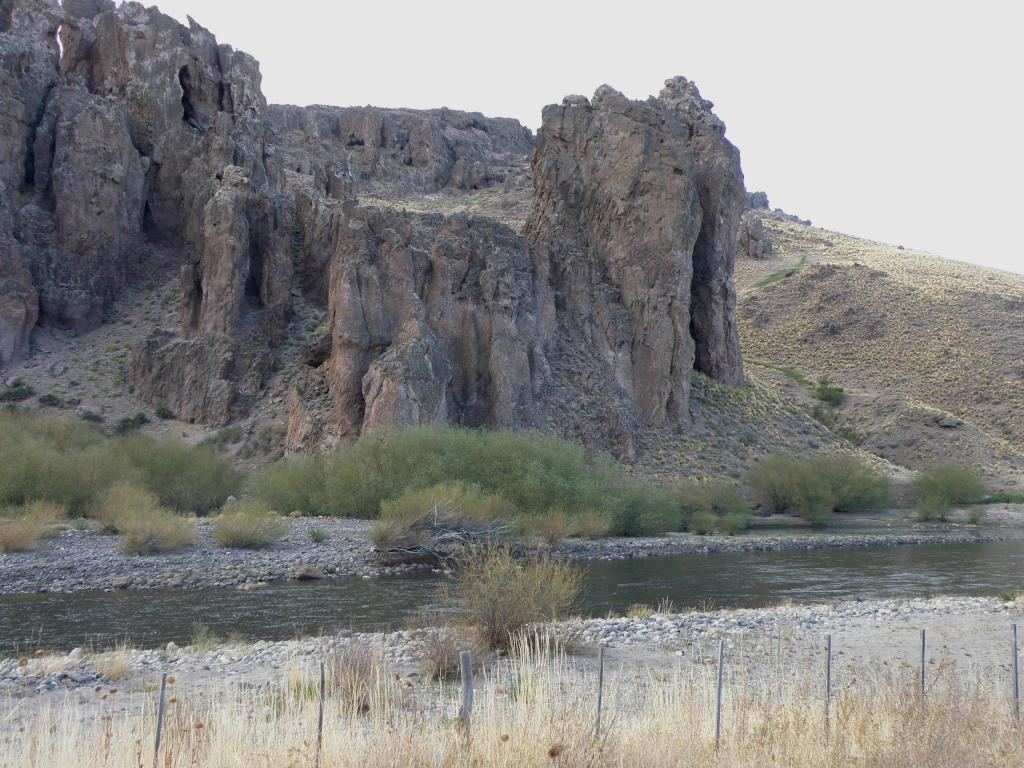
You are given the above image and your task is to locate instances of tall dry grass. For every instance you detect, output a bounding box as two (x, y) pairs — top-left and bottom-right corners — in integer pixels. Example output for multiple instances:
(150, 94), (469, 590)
(5, 638), (1022, 767)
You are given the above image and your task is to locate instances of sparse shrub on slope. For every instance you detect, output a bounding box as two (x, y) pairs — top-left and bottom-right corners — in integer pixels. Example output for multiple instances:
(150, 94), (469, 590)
(912, 463), (986, 520)
(214, 501), (288, 549)
(446, 547), (580, 651)
(814, 377), (846, 407)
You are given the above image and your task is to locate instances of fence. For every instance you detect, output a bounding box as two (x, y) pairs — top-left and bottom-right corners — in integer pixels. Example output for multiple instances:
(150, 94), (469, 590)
(147, 622), (1024, 767)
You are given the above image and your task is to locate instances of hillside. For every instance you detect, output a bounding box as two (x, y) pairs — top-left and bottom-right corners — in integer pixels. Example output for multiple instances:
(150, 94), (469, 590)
(736, 214), (1024, 488)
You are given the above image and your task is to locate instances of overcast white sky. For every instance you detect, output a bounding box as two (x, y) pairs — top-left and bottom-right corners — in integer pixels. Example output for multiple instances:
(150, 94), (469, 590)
(149, 0), (1022, 274)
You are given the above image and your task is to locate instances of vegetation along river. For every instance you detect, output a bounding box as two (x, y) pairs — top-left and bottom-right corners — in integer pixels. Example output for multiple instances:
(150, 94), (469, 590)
(3, 537), (1023, 652)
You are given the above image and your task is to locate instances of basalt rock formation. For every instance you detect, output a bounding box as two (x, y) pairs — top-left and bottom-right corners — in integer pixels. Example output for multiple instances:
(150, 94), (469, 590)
(266, 104), (533, 198)
(1, 0), (750, 454)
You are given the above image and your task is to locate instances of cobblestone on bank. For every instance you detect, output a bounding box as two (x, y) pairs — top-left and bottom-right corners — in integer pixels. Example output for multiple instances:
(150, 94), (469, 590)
(0, 517), (1007, 596)
(3, 596), (1021, 698)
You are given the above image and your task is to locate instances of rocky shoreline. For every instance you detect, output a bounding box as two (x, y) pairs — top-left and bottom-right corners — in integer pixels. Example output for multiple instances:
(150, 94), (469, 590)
(3, 595), (1020, 702)
(0, 518), (1008, 596)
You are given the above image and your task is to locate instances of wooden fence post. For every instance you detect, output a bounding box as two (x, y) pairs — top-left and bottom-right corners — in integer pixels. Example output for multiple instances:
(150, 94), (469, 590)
(459, 651), (474, 728)
(594, 645), (605, 738)
(920, 629), (926, 710)
(1013, 624), (1020, 722)
(153, 672), (167, 768)
(715, 639), (724, 753)
(315, 660), (325, 768)
(825, 634), (832, 733)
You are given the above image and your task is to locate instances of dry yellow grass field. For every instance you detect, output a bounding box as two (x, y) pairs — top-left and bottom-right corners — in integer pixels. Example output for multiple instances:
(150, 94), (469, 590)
(737, 216), (1024, 486)
(5, 642), (1022, 768)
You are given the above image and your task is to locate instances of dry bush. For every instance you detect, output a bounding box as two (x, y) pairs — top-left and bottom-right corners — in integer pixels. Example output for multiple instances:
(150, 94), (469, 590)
(572, 510), (613, 539)
(213, 501), (288, 549)
(0, 516), (44, 552)
(118, 508), (196, 554)
(0, 500), (68, 552)
(92, 644), (132, 681)
(89, 482), (161, 533)
(521, 511), (571, 545)
(446, 548), (581, 651)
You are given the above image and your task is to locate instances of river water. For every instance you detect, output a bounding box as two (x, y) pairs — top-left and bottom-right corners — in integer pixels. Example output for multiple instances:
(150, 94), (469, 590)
(3, 536), (1023, 652)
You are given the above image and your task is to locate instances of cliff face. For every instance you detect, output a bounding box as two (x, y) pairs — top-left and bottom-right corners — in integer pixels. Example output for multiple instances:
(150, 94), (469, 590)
(0, 0), (748, 453)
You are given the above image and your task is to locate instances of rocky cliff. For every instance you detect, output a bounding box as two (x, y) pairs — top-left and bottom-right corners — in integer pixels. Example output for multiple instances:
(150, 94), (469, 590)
(0, 0), (749, 453)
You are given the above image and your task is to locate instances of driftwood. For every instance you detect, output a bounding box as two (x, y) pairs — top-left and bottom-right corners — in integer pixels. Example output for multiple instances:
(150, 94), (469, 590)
(371, 501), (513, 566)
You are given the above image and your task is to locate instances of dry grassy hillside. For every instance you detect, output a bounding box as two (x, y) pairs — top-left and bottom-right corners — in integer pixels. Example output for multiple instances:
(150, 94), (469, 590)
(736, 216), (1024, 487)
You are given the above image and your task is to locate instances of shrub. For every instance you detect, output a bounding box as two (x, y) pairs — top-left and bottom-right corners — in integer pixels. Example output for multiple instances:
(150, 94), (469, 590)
(0, 516), (43, 552)
(201, 425), (243, 451)
(0, 500), (68, 552)
(687, 509), (719, 535)
(37, 393), (62, 408)
(0, 379), (34, 402)
(718, 511), (751, 535)
(155, 406), (175, 420)
(309, 526), (328, 543)
(89, 483), (161, 533)
(118, 508), (197, 554)
(113, 412), (150, 435)
(815, 376), (846, 407)
(607, 479), (679, 536)
(677, 480), (751, 534)
(250, 454), (327, 516)
(745, 454), (888, 525)
(446, 548), (580, 651)
(813, 456), (890, 512)
(745, 455), (803, 514)
(572, 511), (613, 539)
(319, 426), (610, 519)
(371, 481), (514, 550)
(119, 435), (242, 514)
(912, 464), (986, 520)
(522, 512), (571, 545)
(214, 501), (288, 549)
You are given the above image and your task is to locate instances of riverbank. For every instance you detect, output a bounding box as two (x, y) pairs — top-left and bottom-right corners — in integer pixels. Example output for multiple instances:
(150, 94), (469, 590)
(0, 516), (1010, 596)
(3, 595), (1022, 707)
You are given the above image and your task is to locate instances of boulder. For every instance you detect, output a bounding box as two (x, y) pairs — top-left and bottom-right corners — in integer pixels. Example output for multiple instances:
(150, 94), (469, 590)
(738, 210), (774, 259)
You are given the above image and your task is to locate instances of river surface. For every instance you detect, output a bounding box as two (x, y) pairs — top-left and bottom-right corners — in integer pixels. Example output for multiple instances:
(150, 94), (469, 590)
(3, 537), (1023, 652)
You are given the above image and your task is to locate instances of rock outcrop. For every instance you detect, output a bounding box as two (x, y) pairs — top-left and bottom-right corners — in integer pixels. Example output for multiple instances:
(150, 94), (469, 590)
(266, 104), (533, 197)
(1, 0), (749, 455)
(525, 79), (745, 432)
(738, 210), (774, 259)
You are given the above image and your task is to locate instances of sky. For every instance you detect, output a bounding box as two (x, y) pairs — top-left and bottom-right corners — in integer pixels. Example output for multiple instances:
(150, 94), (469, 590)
(146, 0), (1022, 275)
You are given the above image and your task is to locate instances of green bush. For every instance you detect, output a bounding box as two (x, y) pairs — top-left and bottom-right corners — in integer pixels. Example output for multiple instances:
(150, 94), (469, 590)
(912, 464), (986, 520)
(607, 479), (679, 536)
(745, 455), (802, 514)
(815, 377), (846, 407)
(445, 548), (580, 651)
(113, 412), (150, 435)
(118, 435), (242, 514)
(745, 453), (889, 525)
(371, 481), (514, 549)
(257, 426), (673, 537)
(675, 480), (750, 534)
(0, 379), (34, 402)
(249, 454), (327, 516)
(813, 456), (891, 512)
(0, 412), (240, 516)
(214, 501), (288, 549)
